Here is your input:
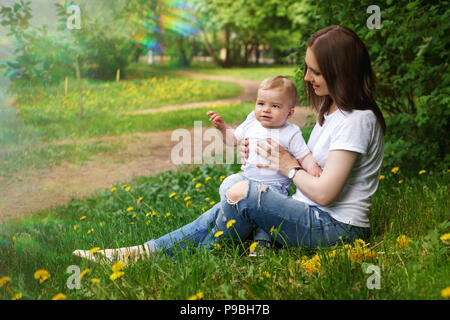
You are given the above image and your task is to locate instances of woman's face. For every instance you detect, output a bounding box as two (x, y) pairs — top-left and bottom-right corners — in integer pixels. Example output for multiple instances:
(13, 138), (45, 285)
(304, 47), (329, 96)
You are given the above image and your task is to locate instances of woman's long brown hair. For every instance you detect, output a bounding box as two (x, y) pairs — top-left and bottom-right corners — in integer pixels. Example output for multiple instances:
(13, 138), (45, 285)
(304, 25), (386, 133)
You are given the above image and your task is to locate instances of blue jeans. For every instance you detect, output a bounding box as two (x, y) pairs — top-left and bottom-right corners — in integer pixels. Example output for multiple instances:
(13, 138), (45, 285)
(145, 180), (370, 256)
(219, 173), (290, 243)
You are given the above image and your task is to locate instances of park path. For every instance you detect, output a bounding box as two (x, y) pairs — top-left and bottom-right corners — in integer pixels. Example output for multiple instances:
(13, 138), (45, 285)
(0, 71), (314, 224)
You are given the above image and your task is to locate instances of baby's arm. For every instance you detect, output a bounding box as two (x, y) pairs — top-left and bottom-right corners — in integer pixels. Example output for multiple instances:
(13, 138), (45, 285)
(298, 152), (322, 177)
(207, 111), (237, 146)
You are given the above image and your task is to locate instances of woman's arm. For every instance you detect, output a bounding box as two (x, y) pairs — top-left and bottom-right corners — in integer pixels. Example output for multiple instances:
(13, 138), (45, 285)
(255, 138), (358, 206)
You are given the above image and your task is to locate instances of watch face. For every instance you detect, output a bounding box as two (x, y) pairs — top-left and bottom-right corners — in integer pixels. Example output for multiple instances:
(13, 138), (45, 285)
(288, 168), (295, 179)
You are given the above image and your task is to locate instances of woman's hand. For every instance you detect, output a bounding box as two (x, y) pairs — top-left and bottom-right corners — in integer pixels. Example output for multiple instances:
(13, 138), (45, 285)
(238, 139), (249, 165)
(255, 138), (300, 177)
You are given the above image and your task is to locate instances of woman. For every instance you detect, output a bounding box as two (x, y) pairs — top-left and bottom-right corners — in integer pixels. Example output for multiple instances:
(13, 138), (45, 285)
(73, 25), (386, 262)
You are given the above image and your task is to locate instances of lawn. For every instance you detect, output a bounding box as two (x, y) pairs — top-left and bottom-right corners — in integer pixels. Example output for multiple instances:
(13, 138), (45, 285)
(182, 65), (297, 81)
(0, 163), (448, 300)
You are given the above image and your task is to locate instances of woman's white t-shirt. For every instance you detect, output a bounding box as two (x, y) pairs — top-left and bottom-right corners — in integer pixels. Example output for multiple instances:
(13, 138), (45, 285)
(292, 109), (384, 228)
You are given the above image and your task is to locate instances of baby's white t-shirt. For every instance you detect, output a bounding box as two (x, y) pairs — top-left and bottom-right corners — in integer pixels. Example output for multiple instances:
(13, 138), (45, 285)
(292, 109), (384, 228)
(234, 111), (310, 184)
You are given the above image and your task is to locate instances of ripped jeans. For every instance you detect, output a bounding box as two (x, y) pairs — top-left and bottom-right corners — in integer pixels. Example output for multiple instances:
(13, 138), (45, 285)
(145, 179), (370, 256)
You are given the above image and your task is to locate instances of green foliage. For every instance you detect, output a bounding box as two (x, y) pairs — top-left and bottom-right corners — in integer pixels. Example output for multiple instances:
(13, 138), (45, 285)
(292, 0), (449, 172)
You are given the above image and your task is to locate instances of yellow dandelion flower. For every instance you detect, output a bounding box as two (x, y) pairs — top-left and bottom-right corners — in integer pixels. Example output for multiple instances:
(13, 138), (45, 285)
(121, 184), (128, 189)
(12, 235), (16, 241)
(112, 261), (126, 273)
(219, 175), (226, 181)
(192, 178), (197, 182)
(110, 271), (125, 281)
(169, 192), (176, 198)
(12, 292), (22, 300)
(126, 206), (134, 212)
(263, 271), (271, 279)
(187, 292), (204, 300)
(125, 186), (131, 192)
(87, 228), (94, 234)
(91, 278), (100, 284)
(205, 197), (210, 201)
(205, 177), (212, 182)
(201, 206), (207, 212)
(99, 222), (105, 227)
(354, 239), (365, 247)
(137, 197), (143, 204)
(0, 276), (11, 287)
(110, 187), (117, 192)
(186, 201), (191, 208)
(391, 166), (399, 174)
(80, 216), (87, 221)
(226, 219), (236, 229)
(249, 242), (258, 254)
(184, 196), (191, 201)
(209, 201), (216, 205)
(398, 179), (403, 184)
(195, 183), (202, 188)
(214, 231), (224, 238)
(396, 235), (412, 248)
(34, 269), (50, 284)
(379, 175), (385, 180)
(80, 269), (90, 280)
(440, 233), (450, 244)
(165, 213), (171, 218)
(418, 170), (426, 175)
(89, 247), (100, 255)
(73, 224), (79, 230)
(441, 287), (450, 299)
(270, 226), (275, 235)
(213, 243), (221, 250)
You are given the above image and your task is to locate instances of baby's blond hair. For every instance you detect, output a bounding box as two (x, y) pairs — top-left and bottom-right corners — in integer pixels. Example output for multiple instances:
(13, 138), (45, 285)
(258, 76), (298, 107)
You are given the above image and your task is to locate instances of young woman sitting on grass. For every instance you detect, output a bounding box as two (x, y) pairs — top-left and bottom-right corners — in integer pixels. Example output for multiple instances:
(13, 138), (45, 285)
(73, 25), (386, 263)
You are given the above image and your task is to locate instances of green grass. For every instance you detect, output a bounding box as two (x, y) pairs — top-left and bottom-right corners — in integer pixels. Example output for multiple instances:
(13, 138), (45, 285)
(0, 164), (448, 300)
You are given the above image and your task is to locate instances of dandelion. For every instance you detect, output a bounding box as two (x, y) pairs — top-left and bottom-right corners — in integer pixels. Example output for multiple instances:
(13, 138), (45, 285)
(418, 170), (426, 175)
(184, 196), (191, 201)
(195, 183), (202, 188)
(110, 187), (117, 192)
(187, 292), (204, 300)
(213, 243), (221, 250)
(165, 213), (171, 218)
(80, 269), (90, 280)
(137, 197), (143, 204)
(219, 175), (226, 181)
(201, 206), (207, 212)
(249, 242), (258, 254)
(34, 269), (50, 284)
(391, 166), (399, 174)
(126, 206), (134, 212)
(87, 228), (94, 234)
(262, 271), (271, 279)
(226, 219), (236, 229)
(121, 184), (128, 189)
(440, 233), (450, 244)
(89, 247), (100, 255)
(110, 271), (125, 281)
(11, 293), (22, 300)
(80, 216), (87, 221)
(209, 201), (216, 205)
(0, 276), (11, 287)
(91, 278), (100, 284)
(441, 287), (450, 299)
(270, 226), (275, 236)
(398, 179), (403, 184)
(12, 235), (16, 241)
(379, 175), (385, 180)
(396, 235), (412, 248)
(73, 224), (79, 231)
(169, 192), (176, 198)
(186, 201), (191, 208)
(99, 222), (105, 227)
(112, 261), (126, 273)
(214, 231), (224, 238)
(125, 186), (131, 192)
(205, 177), (212, 182)
(192, 178), (197, 182)
(205, 197), (210, 201)
(51, 293), (67, 301)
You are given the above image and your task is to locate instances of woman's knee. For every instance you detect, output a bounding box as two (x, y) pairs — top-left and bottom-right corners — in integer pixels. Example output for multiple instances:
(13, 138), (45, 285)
(225, 180), (249, 204)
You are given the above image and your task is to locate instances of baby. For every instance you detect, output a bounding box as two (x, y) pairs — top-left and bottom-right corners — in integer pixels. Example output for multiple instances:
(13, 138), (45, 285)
(207, 75), (322, 255)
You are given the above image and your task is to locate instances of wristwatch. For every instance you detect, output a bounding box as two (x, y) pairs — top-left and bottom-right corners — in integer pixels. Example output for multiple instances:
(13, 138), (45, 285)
(288, 167), (302, 179)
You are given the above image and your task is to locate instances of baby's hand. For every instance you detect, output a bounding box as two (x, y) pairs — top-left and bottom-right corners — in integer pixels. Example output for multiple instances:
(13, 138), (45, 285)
(206, 111), (225, 130)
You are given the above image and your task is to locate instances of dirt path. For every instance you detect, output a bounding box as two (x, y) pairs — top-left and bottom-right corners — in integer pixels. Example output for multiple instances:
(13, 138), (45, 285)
(0, 72), (314, 224)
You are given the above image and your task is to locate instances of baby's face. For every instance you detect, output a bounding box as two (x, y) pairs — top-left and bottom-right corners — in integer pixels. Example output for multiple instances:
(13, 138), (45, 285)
(254, 88), (294, 128)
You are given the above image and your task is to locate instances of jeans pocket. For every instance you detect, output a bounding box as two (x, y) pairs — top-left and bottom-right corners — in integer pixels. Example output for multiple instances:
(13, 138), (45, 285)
(311, 208), (335, 230)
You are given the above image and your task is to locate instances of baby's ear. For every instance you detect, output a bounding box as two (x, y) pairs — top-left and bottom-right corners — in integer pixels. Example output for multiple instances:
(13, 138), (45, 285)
(286, 107), (295, 119)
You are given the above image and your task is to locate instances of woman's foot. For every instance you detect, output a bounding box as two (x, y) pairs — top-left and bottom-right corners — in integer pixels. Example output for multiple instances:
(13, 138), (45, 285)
(72, 244), (152, 264)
